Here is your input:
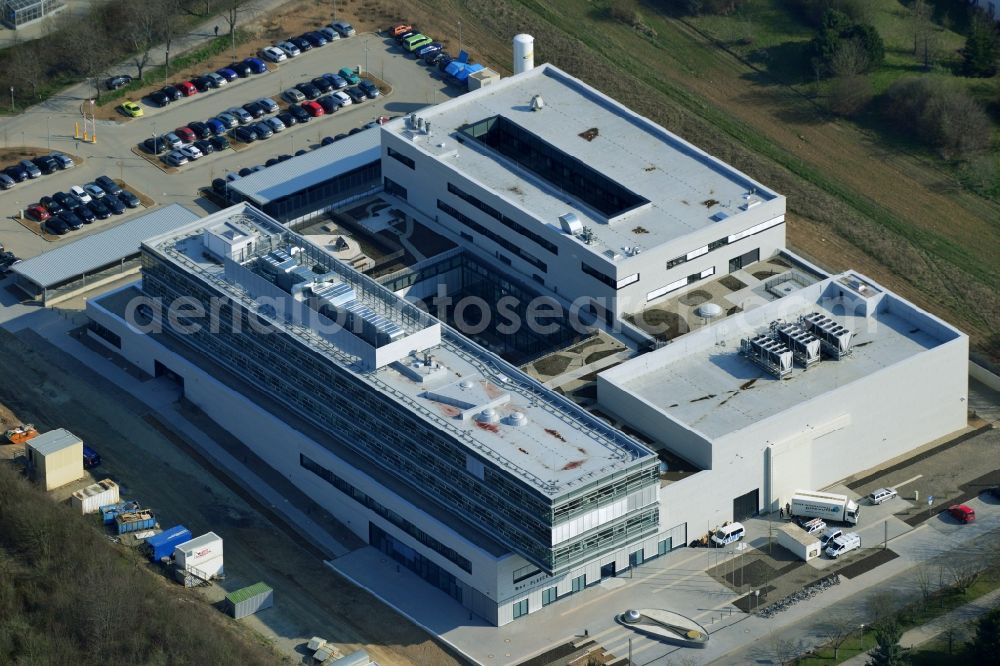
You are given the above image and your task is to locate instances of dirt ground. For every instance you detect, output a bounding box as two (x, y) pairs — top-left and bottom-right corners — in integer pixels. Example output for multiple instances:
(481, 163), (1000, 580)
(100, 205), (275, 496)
(0, 323), (460, 666)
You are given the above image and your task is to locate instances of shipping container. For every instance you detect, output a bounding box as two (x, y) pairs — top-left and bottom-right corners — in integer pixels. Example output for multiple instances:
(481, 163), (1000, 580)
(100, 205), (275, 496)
(225, 582), (273, 619)
(71, 479), (119, 514)
(146, 525), (193, 561)
(174, 532), (223, 570)
(116, 509), (156, 534)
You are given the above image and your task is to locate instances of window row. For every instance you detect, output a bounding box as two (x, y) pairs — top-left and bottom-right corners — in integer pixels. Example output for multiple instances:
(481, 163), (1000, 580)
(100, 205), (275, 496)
(438, 200), (547, 271)
(387, 147), (415, 169)
(665, 216), (783, 271)
(447, 183), (558, 254)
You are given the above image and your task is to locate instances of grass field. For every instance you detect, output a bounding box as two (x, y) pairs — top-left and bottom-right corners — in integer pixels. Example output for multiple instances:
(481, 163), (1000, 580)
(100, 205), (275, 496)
(387, 0), (1000, 358)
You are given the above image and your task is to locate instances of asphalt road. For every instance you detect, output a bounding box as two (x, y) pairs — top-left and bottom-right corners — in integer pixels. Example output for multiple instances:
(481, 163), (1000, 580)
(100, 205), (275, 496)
(0, 34), (459, 260)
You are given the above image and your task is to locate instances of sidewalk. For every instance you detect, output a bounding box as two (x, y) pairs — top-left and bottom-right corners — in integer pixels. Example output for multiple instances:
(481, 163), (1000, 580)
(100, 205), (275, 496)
(841, 586), (1000, 665)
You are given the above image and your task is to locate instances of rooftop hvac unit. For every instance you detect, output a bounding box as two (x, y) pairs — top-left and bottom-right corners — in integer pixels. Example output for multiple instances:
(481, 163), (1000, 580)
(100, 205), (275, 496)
(800, 312), (853, 359)
(771, 322), (821, 368)
(559, 212), (582, 234)
(740, 334), (793, 378)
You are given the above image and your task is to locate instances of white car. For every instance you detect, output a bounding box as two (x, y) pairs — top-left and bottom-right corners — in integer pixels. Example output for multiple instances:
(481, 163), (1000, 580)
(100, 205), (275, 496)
(277, 41), (300, 57)
(179, 145), (203, 161)
(264, 117), (285, 133)
(69, 185), (92, 203)
(868, 488), (897, 505)
(163, 150), (188, 167)
(332, 91), (352, 107)
(261, 46), (287, 63)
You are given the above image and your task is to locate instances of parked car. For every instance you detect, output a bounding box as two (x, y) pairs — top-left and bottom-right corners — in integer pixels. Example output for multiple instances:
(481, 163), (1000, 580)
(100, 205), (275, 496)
(74, 203), (96, 223)
(87, 198), (110, 219)
(227, 107), (253, 124)
(192, 76), (213, 92)
(186, 122), (210, 141)
(119, 100), (143, 117)
(290, 35), (312, 52)
(338, 67), (361, 84)
(229, 61), (253, 78)
(302, 100), (325, 117)
(295, 82), (321, 100)
(294, 149), (309, 156)
(282, 88), (306, 103)
(238, 167), (254, 177)
(32, 155), (59, 174)
(4, 165), (28, 182)
(319, 27), (340, 42)
(437, 54), (454, 72)
(193, 139), (216, 155)
(316, 95), (339, 114)
(39, 196), (62, 214)
(709, 522), (745, 547)
(332, 90), (352, 107)
(231, 126), (258, 143)
(395, 30), (418, 44)
(947, 504), (975, 523)
(301, 31), (327, 48)
(244, 57), (268, 74)
(162, 85), (182, 101)
(424, 50), (448, 66)
(209, 135), (230, 151)
(106, 74), (133, 90)
(264, 116), (286, 133)
(26, 203), (50, 222)
(95, 175), (122, 196)
(276, 111), (297, 128)
(287, 104), (311, 123)
(83, 182), (106, 199)
(176, 81), (198, 96)
(163, 150), (189, 167)
(150, 90), (171, 107)
(345, 86), (366, 104)
(212, 177), (229, 194)
(311, 76), (334, 94)
(277, 40), (301, 57)
(404, 34), (433, 53)
(331, 20), (355, 37)
(416, 42), (443, 61)
(215, 113), (239, 129)
(276, 154), (292, 162)
(179, 145), (203, 161)
(242, 100), (267, 119)
(52, 191), (80, 209)
(389, 24), (414, 39)
(105, 194), (125, 215)
(51, 152), (74, 169)
(205, 72), (227, 87)
(260, 46), (287, 63)
(217, 67), (239, 82)
(251, 122), (273, 139)
(334, 133), (348, 141)
(359, 79), (379, 98)
(320, 135), (336, 146)
(69, 185), (92, 204)
(45, 217), (69, 235)
(323, 72), (348, 89)
(58, 209), (83, 230)
(83, 446), (101, 469)
(256, 98), (278, 115)
(20, 160), (41, 178)
(987, 486), (1000, 499)
(825, 532), (861, 558)
(867, 488), (897, 505)
(206, 118), (226, 135)
(175, 126), (197, 143)
(118, 189), (140, 208)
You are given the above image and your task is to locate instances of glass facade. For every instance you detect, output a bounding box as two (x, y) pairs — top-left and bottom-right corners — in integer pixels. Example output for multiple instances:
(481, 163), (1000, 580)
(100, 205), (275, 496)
(3, 0), (63, 28)
(370, 523), (463, 602)
(231, 162), (379, 222)
(512, 599), (529, 619)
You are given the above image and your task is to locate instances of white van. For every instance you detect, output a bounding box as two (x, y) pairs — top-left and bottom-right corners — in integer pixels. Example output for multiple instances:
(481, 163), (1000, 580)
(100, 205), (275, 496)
(819, 527), (843, 547)
(825, 532), (861, 558)
(710, 522), (746, 547)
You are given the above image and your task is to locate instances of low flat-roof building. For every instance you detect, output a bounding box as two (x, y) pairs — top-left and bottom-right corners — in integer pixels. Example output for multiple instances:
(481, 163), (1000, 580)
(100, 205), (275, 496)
(26, 428), (83, 491)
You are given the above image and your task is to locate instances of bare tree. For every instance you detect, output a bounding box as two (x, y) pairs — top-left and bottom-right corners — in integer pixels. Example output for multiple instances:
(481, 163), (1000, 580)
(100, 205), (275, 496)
(772, 636), (800, 664)
(823, 614), (859, 660)
(946, 555), (981, 593)
(913, 564), (934, 602)
(120, 0), (167, 80)
(221, 0), (260, 35)
(6, 46), (46, 101)
(829, 38), (870, 78)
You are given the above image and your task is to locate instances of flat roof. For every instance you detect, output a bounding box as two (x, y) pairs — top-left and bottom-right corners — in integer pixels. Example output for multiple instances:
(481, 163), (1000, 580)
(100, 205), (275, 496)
(388, 64), (778, 256)
(227, 129), (380, 205)
(602, 273), (963, 439)
(29, 428), (82, 455)
(12, 204), (200, 289)
(142, 205), (655, 499)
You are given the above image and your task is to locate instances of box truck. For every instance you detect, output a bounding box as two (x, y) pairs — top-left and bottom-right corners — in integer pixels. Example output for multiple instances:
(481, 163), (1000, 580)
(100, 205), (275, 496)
(777, 523), (822, 561)
(790, 490), (860, 525)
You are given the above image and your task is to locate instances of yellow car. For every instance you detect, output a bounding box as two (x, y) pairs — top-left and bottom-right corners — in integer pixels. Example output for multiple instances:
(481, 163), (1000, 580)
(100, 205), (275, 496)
(120, 101), (143, 118)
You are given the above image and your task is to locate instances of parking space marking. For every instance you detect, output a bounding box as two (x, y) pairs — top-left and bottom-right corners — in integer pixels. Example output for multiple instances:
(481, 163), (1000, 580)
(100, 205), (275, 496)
(891, 474), (923, 490)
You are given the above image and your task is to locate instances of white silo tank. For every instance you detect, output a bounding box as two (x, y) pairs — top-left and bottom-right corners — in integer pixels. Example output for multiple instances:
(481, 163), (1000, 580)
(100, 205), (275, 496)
(513, 34), (534, 75)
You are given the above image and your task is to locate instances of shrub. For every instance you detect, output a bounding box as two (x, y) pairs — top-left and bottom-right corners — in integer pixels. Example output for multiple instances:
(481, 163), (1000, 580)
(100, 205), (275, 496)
(650, 0), (747, 17)
(960, 14), (999, 78)
(811, 9), (884, 77)
(882, 77), (992, 159)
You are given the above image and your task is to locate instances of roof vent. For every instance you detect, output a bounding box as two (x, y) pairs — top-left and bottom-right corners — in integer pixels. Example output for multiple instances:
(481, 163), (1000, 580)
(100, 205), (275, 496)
(559, 212), (582, 234)
(477, 408), (500, 424)
(741, 193), (763, 210)
(507, 412), (528, 427)
(459, 379), (474, 390)
(530, 95), (545, 112)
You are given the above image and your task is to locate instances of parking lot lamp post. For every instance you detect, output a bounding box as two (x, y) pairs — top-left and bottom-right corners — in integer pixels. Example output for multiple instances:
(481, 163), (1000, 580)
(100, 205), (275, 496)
(458, 20), (463, 54)
(165, 50), (169, 86)
(364, 38), (369, 75)
(9, 86), (13, 112)
(46, 116), (50, 149)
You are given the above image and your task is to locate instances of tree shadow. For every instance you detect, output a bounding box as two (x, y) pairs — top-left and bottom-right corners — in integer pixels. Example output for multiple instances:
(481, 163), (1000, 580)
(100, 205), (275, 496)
(744, 41), (815, 86)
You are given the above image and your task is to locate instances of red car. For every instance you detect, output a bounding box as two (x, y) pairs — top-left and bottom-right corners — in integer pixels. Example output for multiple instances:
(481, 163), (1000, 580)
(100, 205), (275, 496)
(176, 81), (198, 97)
(302, 100), (325, 117)
(26, 203), (51, 222)
(175, 126), (197, 143)
(947, 504), (975, 523)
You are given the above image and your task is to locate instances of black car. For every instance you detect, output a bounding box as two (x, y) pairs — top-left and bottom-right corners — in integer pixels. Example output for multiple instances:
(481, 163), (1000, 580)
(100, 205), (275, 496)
(188, 121), (213, 140)
(162, 85), (183, 101)
(118, 190), (140, 208)
(212, 177), (228, 194)
(242, 101), (267, 119)
(193, 139), (215, 155)
(437, 55), (454, 72)
(149, 90), (171, 107)
(88, 198), (111, 220)
(231, 126), (257, 143)
(238, 167), (254, 177)
(295, 82), (321, 100)
(292, 36), (313, 52)
(32, 155), (59, 174)
(143, 137), (166, 154)
(95, 175), (122, 197)
(287, 104), (310, 123)
(58, 210), (84, 230)
(192, 76), (213, 92)
(276, 153), (292, 162)
(251, 122), (273, 139)
(300, 32), (325, 48)
(345, 86), (366, 104)
(276, 111), (297, 128)
(229, 61), (253, 78)
(316, 95), (339, 114)
(348, 126), (363, 135)
(4, 165), (28, 182)
(311, 77), (334, 94)
(395, 30), (417, 44)
(75, 205), (96, 224)
(265, 157), (280, 167)
(39, 196), (64, 215)
(424, 50), (448, 66)
(209, 135), (230, 151)
(106, 74), (133, 90)
(334, 133), (348, 141)
(320, 135), (336, 146)
(45, 218), (69, 235)
(53, 191), (82, 210)
(106, 194), (126, 215)
(294, 149), (309, 156)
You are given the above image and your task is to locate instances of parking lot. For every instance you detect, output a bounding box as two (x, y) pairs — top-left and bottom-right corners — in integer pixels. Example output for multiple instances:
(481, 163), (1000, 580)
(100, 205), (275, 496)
(0, 32), (459, 262)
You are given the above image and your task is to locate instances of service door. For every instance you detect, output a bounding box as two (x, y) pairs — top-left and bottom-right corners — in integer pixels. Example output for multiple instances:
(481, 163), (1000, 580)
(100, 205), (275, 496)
(733, 489), (759, 522)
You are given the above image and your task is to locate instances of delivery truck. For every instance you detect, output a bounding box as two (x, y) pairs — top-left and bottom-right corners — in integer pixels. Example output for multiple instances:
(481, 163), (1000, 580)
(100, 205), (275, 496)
(790, 490), (860, 525)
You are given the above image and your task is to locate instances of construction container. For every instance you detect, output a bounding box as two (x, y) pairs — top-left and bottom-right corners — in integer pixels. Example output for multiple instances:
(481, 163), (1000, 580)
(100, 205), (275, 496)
(70, 479), (120, 514)
(777, 523), (822, 561)
(116, 509), (156, 534)
(174, 532), (224, 579)
(25, 429), (83, 491)
(100, 500), (140, 524)
(331, 650), (371, 665)
(146, 525), (192, 562)
(224, 582), (273, 619)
